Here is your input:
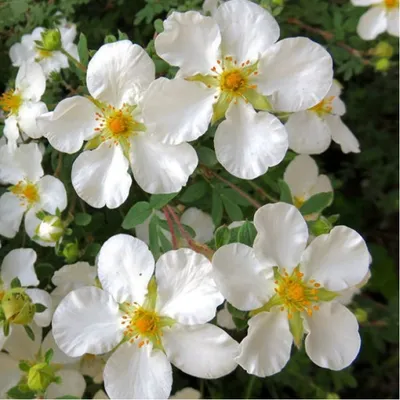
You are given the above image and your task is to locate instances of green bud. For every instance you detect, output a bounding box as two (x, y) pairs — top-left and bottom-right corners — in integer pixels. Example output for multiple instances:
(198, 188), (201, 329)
(374, 58), (391, 72)
(354, 308), (368, 323)
(373, 41), (394, 58)
(40, 29), (62, 51)
(2, 288), (35, 325)
(62, 242), (80, 263)
(27, 362), (57, 392)
(309, 216), (332, 236)
(35, 215), (65, 243)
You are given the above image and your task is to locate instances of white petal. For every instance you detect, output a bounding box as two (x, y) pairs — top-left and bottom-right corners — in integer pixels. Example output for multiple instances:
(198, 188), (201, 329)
(331, 95), (346, 116)
(214, 101), (288, 179)
(3, 323), (42, 360)
(52, 287), (123, 357)
(300, 226), (370, 291)
(87, 41), (155, 108)
(351, 0), (382, 4)
(9, 42), (29, 66)
(286, 111), (332, 155)
(163, 323), (238, 378)
(142, 77), (215, 145)
(156, 249), (223, 324)
(16, 62), (46, 101)
(135, 210), (167, 245)
(17, 101), (48, 139)
(284, 154), (319, 199)
(253, 203), (308, 270)
(387, 8), (399, 36)
(180, 207), (215, 243)
(170, 387), (201, 399)
(1, 248), (38, 287)
(236, 311), (293, 377)
(46, 369), (86, 399)
(212, 243), (273, 311)
(4, 116), (20, 151)
(214, 0), (280, 64)
(0, 353), (21, 399)
(72, 142), (132, 209)
(104, 342), (172, 399)
(37, 175), (67, 213)
(25, 208), (54, 247)
(357, 6), (387, 40)
(257, 37), (333, 112)
(216, 303), (236, 330)
(155, 11), (221, 76)
(309, 174), (333, 196)
(0, 193), (26, 238)
(37, 96), (99, 154)
(41, 330), (80, 365)
(0, 142), (43, 184)
(80, 354), (106, 382)
(305, 302), (360, 370)
(336, 286), (361, 306)
(325, 115), (360, 153)
(26, 288), (53, 327)
(59, 20), (77, 44)
(98, 234), (155, 305)
(130, 136), (198, 194)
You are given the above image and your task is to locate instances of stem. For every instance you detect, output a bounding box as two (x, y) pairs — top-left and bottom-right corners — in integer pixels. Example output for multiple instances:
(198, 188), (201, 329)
(244, 375), (256, 399)
(61, 48), (87, 72)
(247, 181), (278, 203)
(54, 152), (63, 178)
(162, 207), (178, 250)
(287, 18), (370, 66)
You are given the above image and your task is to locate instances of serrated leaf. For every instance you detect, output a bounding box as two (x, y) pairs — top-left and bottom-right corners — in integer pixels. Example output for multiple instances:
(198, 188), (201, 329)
(278, 180), (293, 204)
(122, 202), (152, 229)
(289, 311), (304, 349)
(74, 212), (92, 226)
(149, 193), (178, 209)
(10, 277), (21, 289)
(238, 221), (257, 246)
(179, 181), (208, 203)
(35, 303), (47, 313)
(214, 226), (231, 249)
(222, 197), (243, 221)
(196, 146), (218, 167)
(77, 33), (88, 66)
(299, 192), (334, 215)
(24, 325), (35, 341)
(212, 190), (223, 226)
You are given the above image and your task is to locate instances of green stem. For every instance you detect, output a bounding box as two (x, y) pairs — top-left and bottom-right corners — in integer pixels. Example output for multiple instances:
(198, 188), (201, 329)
(61, 48), (87, 72)
(247, 181), (278, 203)
(244, 375), (256, 399)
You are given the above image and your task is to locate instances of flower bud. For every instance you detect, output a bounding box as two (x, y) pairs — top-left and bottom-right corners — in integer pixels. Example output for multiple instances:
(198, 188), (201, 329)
(2, 288), (35, 325)
(40, 29), (62, 52)
(373, 41), (394, 58)
(27, 362), (56, 392)
(35, 215), (64, 243)
(374, 58), (391, 72)
(62, 242), (80, 263)
(309, 217), (332, 236)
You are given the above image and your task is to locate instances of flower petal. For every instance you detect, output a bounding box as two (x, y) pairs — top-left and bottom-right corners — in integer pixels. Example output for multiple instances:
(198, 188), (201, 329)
(236, 311), (293, 377)
(4, 116), (20, 151)
(25, 208), (54, 247)
(37, 175), (67, 213)
(26, 288), (53, 327)
(37, 96), (99, 154)
(212, 243), (273, 311)
(72, 142), (132, 209)
(214, 101), (288, 179)
(104, 342), (172, 399)
(135, 210), (167, 245)
(98, 234), (155, 305)
(214, 0), (280, 64)
(130, 136), (198, 194)
(17, 101), (48, 139)
(286, 111), (332, 155)
(305, 302), (360, 370)
(170, 387), (201, 399)
(0, 353), (21, 399)
(142, 77), (215, 145)
(52, 286), (123, 357)
(46, 369), (86, 399)
(216, 303), (236, 330)
(300, 226), (370, 291)
(41, 330), (80, 365)
(309, 174), (333, 197)
(0, 193), (25, 238)
(325, 115), (360, 153)
(155, 11), (221, 76)
(253, 203), (308, 270)
(1, 248), (39, 287)
(351, 0), (382, 4)
(9, 42), (28, 66)
(16, 62), (46, 101)
(284, 154), (319, 199)
(3, 323), (42, 360)
(156, 249), (223, 324)
(180, 207), (215, 243)
(357, 6), (387, 40)
(257, 37), (333, 112)
(87, 41), (155, 108)
(163, 323), (238, 378)
(387, 8), (399, 37)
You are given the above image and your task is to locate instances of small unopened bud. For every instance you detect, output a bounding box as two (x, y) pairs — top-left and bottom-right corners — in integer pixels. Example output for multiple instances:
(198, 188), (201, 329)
(374, 58), (391, 72)
(35, 215), (64, 243)
(373, 41), (394, 58)
(39, 29), (62, 52)
(310, 217), (332, 236)
(2, 288), (35, 325)
(27, 362), (57, 392)
(62, 242), (80, 263)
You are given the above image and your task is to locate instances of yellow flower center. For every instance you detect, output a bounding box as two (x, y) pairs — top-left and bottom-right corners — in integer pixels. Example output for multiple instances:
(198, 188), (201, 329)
(293, 196), (305, 209)
(108, 116), (128, 134)
(10, 181), (40, 206)
(221, 70), (246, 92)
(0, 89), (22, 114)
(384, 0), (398, 8)
(309, 96), (335, 116)
(36, 49), (52, 59)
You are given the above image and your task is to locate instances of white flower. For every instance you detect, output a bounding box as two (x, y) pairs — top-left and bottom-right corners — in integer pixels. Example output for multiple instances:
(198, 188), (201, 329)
(37, 40), (198, 208)
(0, 327), (85, 398)
(0, 63), (47, 149)
(212, 202), (371, 376)
(336, 270), (371, 305)
(283, 154), (333, 209)
(203, 0), (223, 15)
(136, 207), (214, 245)
(170, 387), (201, 399)
(0, 248), (52, 350)
(9, 22), (79, 77)
(0, 143), (67, 240)
(351, 0), (399, 40)
(151, 0), (333, 179)
(52, 234), (239, 398)
(216, 302), (236, 330)
(286, 81), (360, 154)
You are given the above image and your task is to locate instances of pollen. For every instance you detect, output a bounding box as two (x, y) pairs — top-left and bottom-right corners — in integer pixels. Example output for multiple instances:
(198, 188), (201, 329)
(0, 89), (22, 114)
(384, 0), (398, 8)
(221, 71), (245, 92)
(10, 181), (40, 206)
(108, 116), (127, 134)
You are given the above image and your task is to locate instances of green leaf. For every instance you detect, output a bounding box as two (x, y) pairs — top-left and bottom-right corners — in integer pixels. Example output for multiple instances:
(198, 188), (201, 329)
(154, 19), (164, 33)
(10, 277), (22, 289)
(24, 325), (35, 341)
(179, 181), (208, 203)
(227, 302), (247, 319)
(34, 304), (47, 313)
(299, 192), (334, 215)
(212, 189), (223, 226)
(77, 33), (88, 66)
(35, 210), (46, 220)
(278, 180), (293, 204)
(196, 146), (218, 167)
(74, 212), (92, 226)
(45, 348), (54, 364)
(289, 311), (304, 349)
(214, 226), (231, 249)
(7, 385), (35, 399)
(56, 396), (80, 399)
(149, 193), (178, 209)
(118, 30), (129, 40)
(122, 202), (152, 229)
(18, 361), (30, 372)
(85, 243), (101, 258)
(232, 316), (248, 331)
(238, 221), (257, 246)
(159, 231), (172, 253)
(3, 321), (9, 336)
(10, 0), (29, 16)
(148, 215), (160, 259)
(222, 197), (243, 221)
(220, 188), (251, 207)
(104, 34), (117, 43)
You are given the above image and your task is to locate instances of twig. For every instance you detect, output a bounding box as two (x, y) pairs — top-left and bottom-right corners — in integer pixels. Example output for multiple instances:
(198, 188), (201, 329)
(54, 152), (63, 178)
(162, 207), (178, 250)
(247, 181), (278, 203)
(61, 48), (87, 72)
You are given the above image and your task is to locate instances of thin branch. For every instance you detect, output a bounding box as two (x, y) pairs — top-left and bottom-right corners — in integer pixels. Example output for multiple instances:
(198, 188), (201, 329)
(247, 181), (278, 203)
(54, 152), (63, 178)
(162, 207), (178, 250)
